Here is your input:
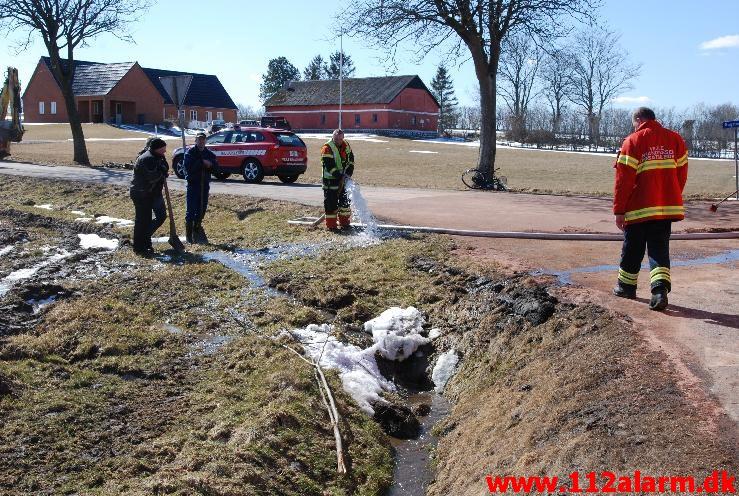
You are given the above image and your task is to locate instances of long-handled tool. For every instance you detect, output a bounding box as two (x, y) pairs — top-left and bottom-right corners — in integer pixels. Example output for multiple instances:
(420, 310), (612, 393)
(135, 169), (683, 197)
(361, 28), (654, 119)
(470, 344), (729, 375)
(710, 190), (739, 212)
(163, 178), (185, 253)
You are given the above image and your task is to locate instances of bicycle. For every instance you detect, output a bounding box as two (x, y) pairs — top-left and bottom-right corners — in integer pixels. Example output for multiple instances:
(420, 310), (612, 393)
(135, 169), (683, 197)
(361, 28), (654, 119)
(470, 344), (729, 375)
(461, 167), (508, 191)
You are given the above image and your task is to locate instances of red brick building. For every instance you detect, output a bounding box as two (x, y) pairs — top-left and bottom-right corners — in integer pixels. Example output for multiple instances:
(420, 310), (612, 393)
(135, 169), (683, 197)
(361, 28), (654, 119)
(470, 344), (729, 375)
(22, 57), (237, 125)
(264, 75), (440, 137)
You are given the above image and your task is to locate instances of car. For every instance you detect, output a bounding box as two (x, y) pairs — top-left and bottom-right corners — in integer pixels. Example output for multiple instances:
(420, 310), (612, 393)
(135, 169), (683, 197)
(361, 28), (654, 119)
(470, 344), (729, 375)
(260, 116), (291, 130)
(171, 127), (308, 184)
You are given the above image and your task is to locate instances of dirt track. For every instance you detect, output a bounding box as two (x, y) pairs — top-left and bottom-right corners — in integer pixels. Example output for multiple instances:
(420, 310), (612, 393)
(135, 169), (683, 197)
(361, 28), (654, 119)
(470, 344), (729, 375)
(1, 159), (737, 431)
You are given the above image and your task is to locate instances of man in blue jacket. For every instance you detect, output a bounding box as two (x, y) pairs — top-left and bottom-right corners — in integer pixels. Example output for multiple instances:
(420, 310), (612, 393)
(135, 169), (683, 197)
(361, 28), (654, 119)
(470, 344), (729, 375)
(184, 132), (219, 243)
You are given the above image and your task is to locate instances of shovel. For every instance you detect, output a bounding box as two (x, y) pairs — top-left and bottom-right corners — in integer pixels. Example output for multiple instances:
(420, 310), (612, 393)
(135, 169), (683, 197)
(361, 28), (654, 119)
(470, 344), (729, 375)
(710, 190), (739, 212)
(163, 177), (185, 253)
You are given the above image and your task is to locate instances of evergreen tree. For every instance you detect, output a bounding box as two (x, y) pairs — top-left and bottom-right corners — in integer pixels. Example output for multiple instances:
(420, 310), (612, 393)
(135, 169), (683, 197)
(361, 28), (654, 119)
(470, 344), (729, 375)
(259, 57), (301, 102)
(303, 55), (326, 80)
(324, 51), (356, 79)
(431, 64), (459, 133)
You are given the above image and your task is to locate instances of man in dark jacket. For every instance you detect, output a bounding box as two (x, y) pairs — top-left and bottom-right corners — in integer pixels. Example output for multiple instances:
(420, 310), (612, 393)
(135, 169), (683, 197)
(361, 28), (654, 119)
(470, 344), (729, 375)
(184, 132), (219, 243)
(129, 137), (169, 257)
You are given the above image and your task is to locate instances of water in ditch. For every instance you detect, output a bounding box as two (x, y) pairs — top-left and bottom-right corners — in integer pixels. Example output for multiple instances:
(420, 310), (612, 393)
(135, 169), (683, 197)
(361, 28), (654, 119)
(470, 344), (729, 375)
(203, 241), (452, 495)
(534, 249), (739, 285)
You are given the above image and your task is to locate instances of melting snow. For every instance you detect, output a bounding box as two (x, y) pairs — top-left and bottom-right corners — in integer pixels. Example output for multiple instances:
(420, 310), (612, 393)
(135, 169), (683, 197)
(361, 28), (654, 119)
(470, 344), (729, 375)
(291, 324), (393, 415)
(0, 249), (72, 297)
(78, 234), (119, 250)
(95, 216), (134, 227)
(34, 204), (53, 210)
(0, 246), (13, 257)
(409, 150), (439, 154)
(74, 217), (94, 223)
(428, 328), (442, 340)
(152, 236), (186, 243)
(70, 210), (86, 215)
(364, 307), (431, 361)
(432, 350), (459, 393)
(291, 307), (433, 415)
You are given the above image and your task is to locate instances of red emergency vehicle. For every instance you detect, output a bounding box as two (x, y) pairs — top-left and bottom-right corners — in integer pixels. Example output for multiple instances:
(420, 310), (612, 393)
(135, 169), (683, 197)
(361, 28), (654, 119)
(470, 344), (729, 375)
(172, 127), (308, 183)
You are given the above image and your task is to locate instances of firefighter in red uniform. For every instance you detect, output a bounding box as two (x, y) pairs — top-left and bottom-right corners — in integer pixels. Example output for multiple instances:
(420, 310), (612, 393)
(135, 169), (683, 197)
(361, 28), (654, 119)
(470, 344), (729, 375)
(612, 107), (688, 311)
(321, 129), (355, 230)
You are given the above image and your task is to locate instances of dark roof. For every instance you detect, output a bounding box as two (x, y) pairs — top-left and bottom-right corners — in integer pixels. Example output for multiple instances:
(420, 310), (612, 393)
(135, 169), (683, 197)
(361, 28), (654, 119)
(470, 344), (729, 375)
(41, 57), (134, 96)
(264, 75), (440, 108)
(38, 57), (237, 109)
(141, 68), (237, 109)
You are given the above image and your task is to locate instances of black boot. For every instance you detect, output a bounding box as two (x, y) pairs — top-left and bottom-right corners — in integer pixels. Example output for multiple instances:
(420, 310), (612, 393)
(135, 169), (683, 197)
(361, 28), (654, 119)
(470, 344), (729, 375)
(194, 221), (208, 244)
(649, 288), (668, 311)
(186, 221), (194, 244)
(613, 282), (636, 299)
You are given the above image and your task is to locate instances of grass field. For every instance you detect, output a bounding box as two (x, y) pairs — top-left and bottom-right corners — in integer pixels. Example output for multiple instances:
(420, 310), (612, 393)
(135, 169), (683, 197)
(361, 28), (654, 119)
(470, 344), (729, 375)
(9, 124), (736, 198)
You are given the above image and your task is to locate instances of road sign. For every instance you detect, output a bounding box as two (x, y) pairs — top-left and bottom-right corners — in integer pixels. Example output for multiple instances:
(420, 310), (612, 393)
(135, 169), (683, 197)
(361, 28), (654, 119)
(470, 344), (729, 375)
(159, 75), (192, 107)
(722, 120), (739, 129)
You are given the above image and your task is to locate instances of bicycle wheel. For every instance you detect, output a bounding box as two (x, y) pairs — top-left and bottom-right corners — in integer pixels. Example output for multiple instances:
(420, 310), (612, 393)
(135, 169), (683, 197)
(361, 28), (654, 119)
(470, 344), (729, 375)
(462, 168), (485, 189)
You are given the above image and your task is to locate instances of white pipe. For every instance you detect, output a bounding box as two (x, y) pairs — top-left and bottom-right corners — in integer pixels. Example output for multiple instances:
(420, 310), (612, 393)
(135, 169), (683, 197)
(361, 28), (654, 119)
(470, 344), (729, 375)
(287, 218), (739, 241)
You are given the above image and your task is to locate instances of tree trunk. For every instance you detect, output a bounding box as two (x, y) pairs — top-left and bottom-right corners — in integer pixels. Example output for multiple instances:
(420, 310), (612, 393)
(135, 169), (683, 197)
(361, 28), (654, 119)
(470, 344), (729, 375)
(61, 82), (89, 165)
(475, 48), (499, 177)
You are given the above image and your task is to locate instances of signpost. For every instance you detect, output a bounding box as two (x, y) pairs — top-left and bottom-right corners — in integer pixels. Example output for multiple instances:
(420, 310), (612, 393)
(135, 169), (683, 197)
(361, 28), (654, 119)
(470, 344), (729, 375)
(723, 120), (739, 200)
(159, 75), (193, 151)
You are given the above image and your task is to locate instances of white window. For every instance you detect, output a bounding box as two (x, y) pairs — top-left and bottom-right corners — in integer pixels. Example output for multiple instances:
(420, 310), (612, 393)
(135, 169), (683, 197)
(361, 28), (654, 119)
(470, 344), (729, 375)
(50, 102), (57, 114)
(39, 101), (45, 115)
(216, 112), (223, 120)
(190, 110), (197, 121)
(206, 111), (212, 122)
(178, 110), (186, 120)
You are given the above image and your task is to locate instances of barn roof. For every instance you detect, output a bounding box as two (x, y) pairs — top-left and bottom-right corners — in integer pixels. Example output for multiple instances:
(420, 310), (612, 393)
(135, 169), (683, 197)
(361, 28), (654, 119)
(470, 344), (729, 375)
(38, 57), (237, 109)
(264, 75), (440, 108)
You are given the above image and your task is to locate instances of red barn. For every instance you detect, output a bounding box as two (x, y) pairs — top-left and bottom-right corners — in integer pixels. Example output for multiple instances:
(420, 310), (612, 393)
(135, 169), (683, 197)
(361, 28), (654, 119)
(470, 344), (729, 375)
(264, 75), (440, 138)
(22, 57), (237, 125)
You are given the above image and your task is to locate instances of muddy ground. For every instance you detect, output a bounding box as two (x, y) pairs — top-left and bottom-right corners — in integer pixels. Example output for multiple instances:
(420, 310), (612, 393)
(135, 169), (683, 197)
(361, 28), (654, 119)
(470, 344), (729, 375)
(0, 175), (736, 495)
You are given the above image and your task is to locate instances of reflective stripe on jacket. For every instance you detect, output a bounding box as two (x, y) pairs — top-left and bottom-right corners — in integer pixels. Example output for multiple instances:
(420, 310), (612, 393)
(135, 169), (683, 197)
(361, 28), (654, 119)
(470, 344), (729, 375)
(321, 140), (354, 189)
(613, 120), (688, 225)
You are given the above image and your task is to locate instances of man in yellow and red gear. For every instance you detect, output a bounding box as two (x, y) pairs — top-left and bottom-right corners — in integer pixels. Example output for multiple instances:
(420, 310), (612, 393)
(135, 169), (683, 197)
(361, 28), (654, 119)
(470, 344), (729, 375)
(612, 107), (688, 311)
(321, 129), (355, 230)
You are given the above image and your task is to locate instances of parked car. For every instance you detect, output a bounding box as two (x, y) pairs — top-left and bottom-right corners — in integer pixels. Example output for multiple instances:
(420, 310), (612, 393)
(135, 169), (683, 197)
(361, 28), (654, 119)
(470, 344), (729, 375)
(260, 116), (291, 130)
(171, 127), (308, 184)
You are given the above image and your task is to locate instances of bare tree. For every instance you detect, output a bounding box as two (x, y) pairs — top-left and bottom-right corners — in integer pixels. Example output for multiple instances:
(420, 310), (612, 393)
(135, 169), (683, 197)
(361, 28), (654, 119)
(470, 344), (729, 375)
(539, 47), (574, 133)
(237, 104), (262, 121)
(0, 0), (149, 164)
(568, 28), (640, 147)
(344, 0), (598, 177)
(498, 34), (540, 140)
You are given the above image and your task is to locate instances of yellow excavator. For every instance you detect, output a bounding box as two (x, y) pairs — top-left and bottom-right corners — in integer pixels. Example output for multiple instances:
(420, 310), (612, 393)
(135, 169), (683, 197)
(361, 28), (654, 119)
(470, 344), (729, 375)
(0, 67), (24, 159)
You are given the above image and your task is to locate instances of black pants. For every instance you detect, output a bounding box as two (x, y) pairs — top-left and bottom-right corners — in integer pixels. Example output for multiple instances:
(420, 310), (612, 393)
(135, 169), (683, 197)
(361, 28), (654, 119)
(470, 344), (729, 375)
(323, 187), (350, 216)
(618, 220), (672, 293)
(130, 190), (166, 252)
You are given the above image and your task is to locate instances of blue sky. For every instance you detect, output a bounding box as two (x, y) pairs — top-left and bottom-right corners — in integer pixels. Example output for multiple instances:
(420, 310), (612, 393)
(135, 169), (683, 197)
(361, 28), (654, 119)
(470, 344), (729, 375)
(2, 0), (738, 111)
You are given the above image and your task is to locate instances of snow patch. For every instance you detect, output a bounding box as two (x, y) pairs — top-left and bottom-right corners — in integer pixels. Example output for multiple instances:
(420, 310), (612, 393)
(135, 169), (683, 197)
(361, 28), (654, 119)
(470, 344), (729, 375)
(78, 234), (119, 250)
(152, 236), (186, 243)
(291, 307), (435, 415)
(34, 204), (54, 210)
(291, 324), (393, 415)
(409, 150), (439, 154)
(74, 217), (94, 223)
(70, 210), (86, 215)
(432, 350), (459, 393)
(298, 133), (389, 143)
(0, 246), (13, 257)
(363, 307), (430, 361)
(95, 216), (134, 227)
(428, 328), (442, 340)
(0, 249), (72, 297)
